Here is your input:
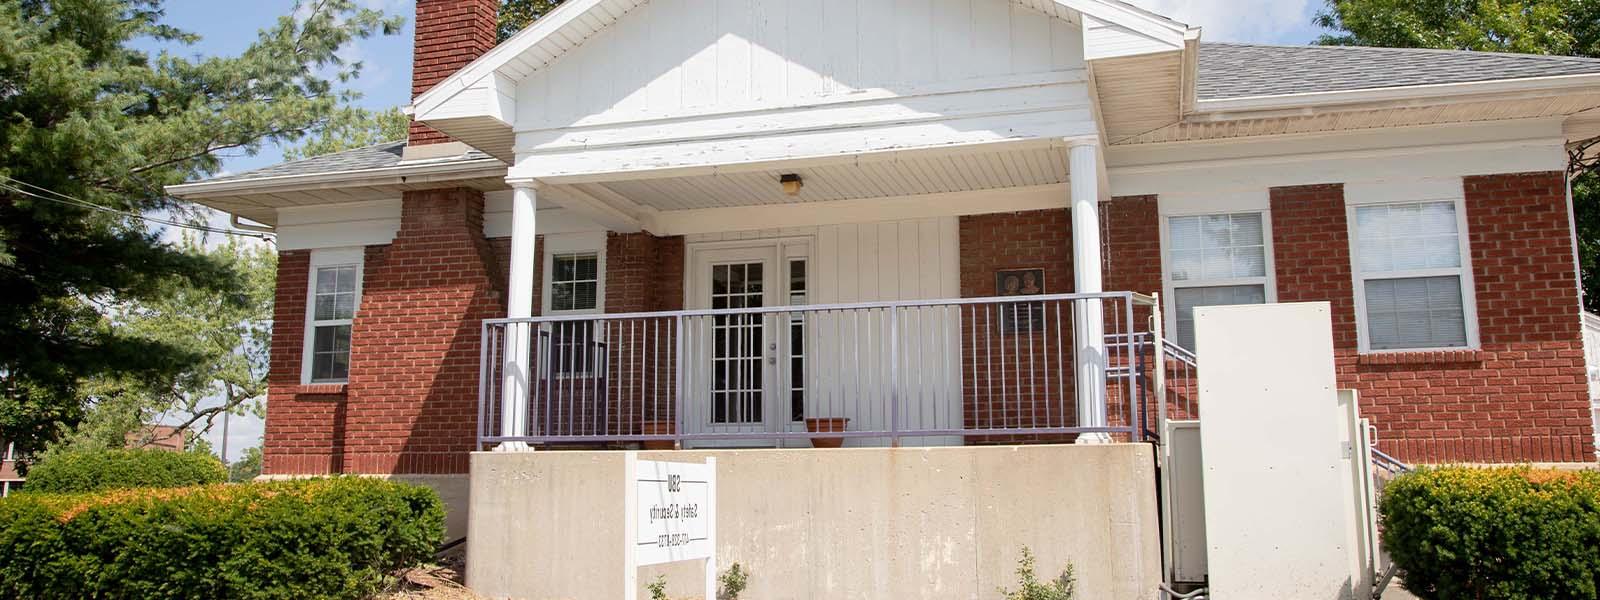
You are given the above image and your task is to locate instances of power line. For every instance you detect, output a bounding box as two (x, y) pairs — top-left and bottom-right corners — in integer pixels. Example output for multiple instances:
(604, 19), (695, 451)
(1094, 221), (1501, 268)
(0, 175), (275, 241)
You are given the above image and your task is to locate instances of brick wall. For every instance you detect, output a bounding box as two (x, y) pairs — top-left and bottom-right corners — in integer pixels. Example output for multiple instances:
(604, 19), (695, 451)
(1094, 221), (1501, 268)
(410, 0), (498, 146)
(343, 189), (505, 474)
(604, 233), (685, 431)
(955, 200), (1166, 442)
(262, 250), (346, 474)
(1271, 173), (1595, 463)
(958, 209), (1077, 442)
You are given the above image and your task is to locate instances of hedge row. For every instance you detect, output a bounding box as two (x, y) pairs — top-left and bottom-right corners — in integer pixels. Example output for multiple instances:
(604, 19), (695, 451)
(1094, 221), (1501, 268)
(0, 477), (444, 599)
(24, 448), (227, 493)
(1380, 466), (1600, 600)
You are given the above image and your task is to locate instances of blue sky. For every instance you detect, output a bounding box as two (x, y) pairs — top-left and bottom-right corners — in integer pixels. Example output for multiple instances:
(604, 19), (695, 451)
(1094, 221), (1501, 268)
(150, 0), (418, 176)
(158, 0), (1326, 461)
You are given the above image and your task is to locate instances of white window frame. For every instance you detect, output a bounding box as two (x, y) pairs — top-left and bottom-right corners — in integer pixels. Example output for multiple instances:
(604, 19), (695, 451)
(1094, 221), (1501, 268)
(1158, 192), (1278, 349)
(540, 232), (607, 317)
(1345, 180), (1480, 353)
(540, 232), (607, 378)
(301, 247), (365, 385)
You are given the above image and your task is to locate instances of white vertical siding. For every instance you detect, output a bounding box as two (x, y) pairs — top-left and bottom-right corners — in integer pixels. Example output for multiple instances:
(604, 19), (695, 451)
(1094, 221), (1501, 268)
(515, 0), (1085, 130)
(685, 217), (962, 446)
(686, 218), (959, 303)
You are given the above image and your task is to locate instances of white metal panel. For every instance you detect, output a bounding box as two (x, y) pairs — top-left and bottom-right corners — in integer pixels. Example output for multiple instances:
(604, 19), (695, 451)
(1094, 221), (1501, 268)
(1195, 302), (1357, 599)
(1162, 420), (1208, 584)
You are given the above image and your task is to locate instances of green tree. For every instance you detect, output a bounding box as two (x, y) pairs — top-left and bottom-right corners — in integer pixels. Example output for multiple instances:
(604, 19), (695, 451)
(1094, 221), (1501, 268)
(43, 237), (274, 463)
(229, 445), (262, 482)
(0, 0), (401, 461)
(282, 106), (410, 161)
(1317, 0), (1600, 311)
(498, 0), (565, 41)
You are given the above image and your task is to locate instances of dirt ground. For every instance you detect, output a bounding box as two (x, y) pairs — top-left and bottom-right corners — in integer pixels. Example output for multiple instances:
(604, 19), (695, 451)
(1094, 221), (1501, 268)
(379, 547), (481, 600)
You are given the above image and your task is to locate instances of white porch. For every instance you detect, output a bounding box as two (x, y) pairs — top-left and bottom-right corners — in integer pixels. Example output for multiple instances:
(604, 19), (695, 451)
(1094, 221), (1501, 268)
(411, 0), (1196, 447)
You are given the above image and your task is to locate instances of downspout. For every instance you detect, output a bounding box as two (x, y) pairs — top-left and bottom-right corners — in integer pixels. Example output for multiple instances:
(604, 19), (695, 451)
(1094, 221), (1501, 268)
(1567, 165), (1586, 316)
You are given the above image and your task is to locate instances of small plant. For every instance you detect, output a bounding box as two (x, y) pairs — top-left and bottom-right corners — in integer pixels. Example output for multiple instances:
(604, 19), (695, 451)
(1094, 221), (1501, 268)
(998, 546), (1077, 600)
(646, 575), (670, 600)
(718, 562), (748, 600)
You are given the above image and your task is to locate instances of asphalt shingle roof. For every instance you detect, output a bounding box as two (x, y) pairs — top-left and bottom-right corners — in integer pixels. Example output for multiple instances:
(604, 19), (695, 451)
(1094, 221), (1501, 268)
(205, 140), (496, 183)
(1199, 42), (1600, 100)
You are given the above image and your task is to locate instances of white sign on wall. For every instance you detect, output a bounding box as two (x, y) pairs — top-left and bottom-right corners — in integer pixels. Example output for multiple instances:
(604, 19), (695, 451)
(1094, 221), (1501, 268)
(624, 455), (717, 599)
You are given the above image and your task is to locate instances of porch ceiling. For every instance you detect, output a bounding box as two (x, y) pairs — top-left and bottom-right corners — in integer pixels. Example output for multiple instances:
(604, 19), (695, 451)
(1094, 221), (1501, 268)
(593, 145), (1070, 212)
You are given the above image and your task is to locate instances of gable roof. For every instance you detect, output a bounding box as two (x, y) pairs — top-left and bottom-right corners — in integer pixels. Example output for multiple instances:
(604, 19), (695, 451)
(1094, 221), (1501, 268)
(171, 42), (1600, 204)
(1199, 42), (1600, 101)
(414, 0), (1192, 118)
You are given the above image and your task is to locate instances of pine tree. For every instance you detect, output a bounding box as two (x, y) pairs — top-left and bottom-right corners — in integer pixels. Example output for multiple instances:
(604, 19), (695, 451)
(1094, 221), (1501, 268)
(0, 0), (401, 459)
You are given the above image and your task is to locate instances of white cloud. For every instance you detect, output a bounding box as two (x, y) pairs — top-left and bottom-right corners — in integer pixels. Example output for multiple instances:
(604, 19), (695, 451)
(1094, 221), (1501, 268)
(1123, 0), (1319, 44)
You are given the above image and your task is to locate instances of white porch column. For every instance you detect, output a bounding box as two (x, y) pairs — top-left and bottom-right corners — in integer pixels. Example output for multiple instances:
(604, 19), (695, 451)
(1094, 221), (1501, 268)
(500, 180), (540, 447)
(1068, 139), (1110, 444)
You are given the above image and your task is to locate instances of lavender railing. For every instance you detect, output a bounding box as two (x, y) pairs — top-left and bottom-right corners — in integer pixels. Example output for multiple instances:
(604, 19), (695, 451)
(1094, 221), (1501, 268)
(478, 292), (1156, 448)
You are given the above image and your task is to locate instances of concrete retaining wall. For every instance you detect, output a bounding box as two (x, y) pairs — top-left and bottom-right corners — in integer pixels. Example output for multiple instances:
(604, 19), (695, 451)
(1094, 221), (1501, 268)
(468, 444), (1160, 599)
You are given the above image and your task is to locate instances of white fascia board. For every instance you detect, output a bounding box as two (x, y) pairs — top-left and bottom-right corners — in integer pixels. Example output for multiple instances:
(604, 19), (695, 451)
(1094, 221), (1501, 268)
(513, 109), (1096, 183)
(1194, 72), (1600, 115)
(164, 158), (508, 199)
(1055, 0), (1189, 48)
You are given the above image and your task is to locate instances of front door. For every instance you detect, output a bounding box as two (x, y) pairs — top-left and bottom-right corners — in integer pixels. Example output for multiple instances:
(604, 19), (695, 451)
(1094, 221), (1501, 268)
(688, 246), (782, 444)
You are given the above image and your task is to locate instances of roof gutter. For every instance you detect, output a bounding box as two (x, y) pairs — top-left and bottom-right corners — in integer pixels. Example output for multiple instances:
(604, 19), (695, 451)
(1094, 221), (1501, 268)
(166, 157), (508, 199)
(1191, 72), (1600, 119)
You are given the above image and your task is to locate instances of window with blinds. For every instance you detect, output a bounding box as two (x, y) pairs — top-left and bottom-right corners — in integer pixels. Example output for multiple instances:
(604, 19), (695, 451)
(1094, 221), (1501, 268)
(1166, 212), (1271, 350)
(1352, 201), (1471, 351)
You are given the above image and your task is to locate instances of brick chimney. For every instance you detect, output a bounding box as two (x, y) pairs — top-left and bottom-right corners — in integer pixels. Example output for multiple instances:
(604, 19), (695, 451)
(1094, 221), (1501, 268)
(410, 0), (499, 146)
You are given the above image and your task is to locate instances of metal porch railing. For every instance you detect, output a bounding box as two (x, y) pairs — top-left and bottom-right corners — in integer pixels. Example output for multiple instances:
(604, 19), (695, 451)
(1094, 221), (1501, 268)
(478, 292), (1157, 448)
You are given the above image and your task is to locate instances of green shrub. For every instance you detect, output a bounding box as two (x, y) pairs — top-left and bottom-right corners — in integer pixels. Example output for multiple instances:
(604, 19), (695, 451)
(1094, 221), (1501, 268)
(998, 546), (1076, 600)
(1380, 466), (1600, 600)
(23, 448), (227, 493)
(0, 477), (444, 599)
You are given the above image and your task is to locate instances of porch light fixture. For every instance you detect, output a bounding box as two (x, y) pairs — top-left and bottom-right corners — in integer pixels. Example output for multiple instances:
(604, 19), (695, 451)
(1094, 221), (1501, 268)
(780, 173), (803, 196)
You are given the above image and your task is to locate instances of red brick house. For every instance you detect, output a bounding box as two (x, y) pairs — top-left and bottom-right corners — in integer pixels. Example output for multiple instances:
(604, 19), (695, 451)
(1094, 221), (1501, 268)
(169, 0), (1600, 508)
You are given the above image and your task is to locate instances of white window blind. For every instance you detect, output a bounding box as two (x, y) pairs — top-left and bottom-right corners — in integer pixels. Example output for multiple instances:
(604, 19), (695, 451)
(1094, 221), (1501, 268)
(1166, 212), (1270, 350)
(1353, 201), (1470, 350)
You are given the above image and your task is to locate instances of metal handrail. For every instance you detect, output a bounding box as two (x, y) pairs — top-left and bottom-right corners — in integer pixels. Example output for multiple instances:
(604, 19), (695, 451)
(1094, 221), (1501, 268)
(484, 291), (1151, 324)
(478, 291), (1152, 448)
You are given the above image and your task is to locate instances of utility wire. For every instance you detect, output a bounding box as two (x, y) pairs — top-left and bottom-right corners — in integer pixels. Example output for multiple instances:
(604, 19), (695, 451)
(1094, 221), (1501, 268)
(0, 175), (275, 241)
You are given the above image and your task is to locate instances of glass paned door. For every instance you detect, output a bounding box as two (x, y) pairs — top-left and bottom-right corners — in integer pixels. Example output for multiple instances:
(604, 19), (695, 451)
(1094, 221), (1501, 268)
(689, 245), (782, 445)
(710, 261), (765, 424)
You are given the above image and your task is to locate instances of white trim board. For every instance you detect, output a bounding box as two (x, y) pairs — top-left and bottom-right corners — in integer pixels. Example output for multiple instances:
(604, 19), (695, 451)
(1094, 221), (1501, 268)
(645, 183), (1068, 237)
(300, 247), (365, 386)
(1108, 136), (1567, 198)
